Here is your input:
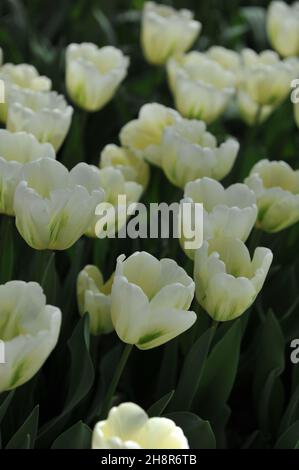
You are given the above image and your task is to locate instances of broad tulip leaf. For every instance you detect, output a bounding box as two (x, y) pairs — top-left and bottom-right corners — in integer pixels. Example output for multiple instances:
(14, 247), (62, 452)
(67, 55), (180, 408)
(6, 405), (39, 449)
(0, 391), (14, 425)
(279, 383), (299, 434)
(36, 316), (94, 447)
(275, 421), (299, 449)
(51, 421), (92, 449)
(166, 412), (216, 449)
(253, 311), (285, 434)
(195, 321), (242, 419)
(155, 339), (178, 400)
(147, 390), (174, 417)
(85, 343), (123, 425)
(171, 327), (214, 411)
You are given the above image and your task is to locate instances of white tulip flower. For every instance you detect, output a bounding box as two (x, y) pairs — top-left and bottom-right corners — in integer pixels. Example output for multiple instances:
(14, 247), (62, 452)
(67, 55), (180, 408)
(120, 103), (182, 167)
(0, 280), (61, 393)
(161, 119), (239, 188)
(92, 402), (189, 449)
(111, 251), (196, 350)
(194, 237), (273, 321)
(65, 43), (129, 111)
(245, 159), (299, 232)
(206, 46), (241, 72)
(237, 49), (295, 124)
(237, 90), (273, 126)
(77, 265), (113, 335)
(0, 63), (51, 92)
(0, 63), (51, 122)
(180, 177), (257, 259)
(141, 1), (201, 66)
(100, 144), (150, 188)
(0, 129), (55, 216)
(6, 88), (73, 151)
(70, 163), (142, 238)
(267, 2), (299, 57)
(167, 52), (236, 123)
(13, 158), (104, 250)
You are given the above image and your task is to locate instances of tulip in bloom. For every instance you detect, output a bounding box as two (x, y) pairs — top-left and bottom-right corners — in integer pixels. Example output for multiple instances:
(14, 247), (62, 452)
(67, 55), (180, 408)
(70, 163), (142, 238)
(65, 43), (129, 111)
(237, 49), (295, 125)
(194, 237), (273, 321)
(111, 251), (196, 350)
(13, 158), (104, 250)
(93, 402), (189, 449)
(206, 46), (241, 72)
(0, 280), (61, 393)
(267, 2), (299, 57)
(245, 159), (299, 232)
(161, 119), (239, 189)
(6, 88), (73, 151)
(180, 177), (257, 259)
(141, 1), (201, 66)
(77, 265), (113, 335)
(120, 103), (182, 167)
(167, 52), (236, 123)
(0, 63), (51, 91)
(100, 144), (150, 188)
(0, 129), (55, 215)
(0, 63), (51, 122)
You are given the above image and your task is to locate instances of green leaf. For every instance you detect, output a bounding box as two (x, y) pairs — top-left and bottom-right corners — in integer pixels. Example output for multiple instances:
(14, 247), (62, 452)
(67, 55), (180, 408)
(85, 344), (123, 425)
(165, 412), (216, 449)
(279, 383), (299, 435)
(240, 7), (267, 49)
(275, 421), (299, 449)
(155, 339), (178, 400)
(37, 316), (94, 447)
(93, 8), (117, 45)
(65, 316), (94, 412)
(0, 216), (14, 283)
(0, 391), (14, 424)
(41, 252), (57, 305)
(195, 321), (242, 419)
(253, 311), (285, 434)
(6, 405), (39, 449)
(51, 421), (92, 449)
(171, 327), (215, 411)
(61, 111), (86, 169)
(147, 391), (174, 417)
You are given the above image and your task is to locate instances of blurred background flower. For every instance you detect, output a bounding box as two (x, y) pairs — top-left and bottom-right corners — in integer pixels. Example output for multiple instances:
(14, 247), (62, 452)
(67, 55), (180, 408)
(141, 1), (201, 65)
(66, 43), (129, 111)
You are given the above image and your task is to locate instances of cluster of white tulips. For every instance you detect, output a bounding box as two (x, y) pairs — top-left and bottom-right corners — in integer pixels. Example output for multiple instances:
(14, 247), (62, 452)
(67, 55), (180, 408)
(0, 0), (299, 450)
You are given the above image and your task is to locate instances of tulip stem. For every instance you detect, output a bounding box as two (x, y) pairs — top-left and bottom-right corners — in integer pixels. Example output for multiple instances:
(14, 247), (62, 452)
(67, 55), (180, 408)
(41, 251), (55, 289)
(249, 227), (262, 253)
(209, 320), (218, 349)
(100, 343), (133, 419)
(254, 105), (262, 127)
(0, 215), (14, 283)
